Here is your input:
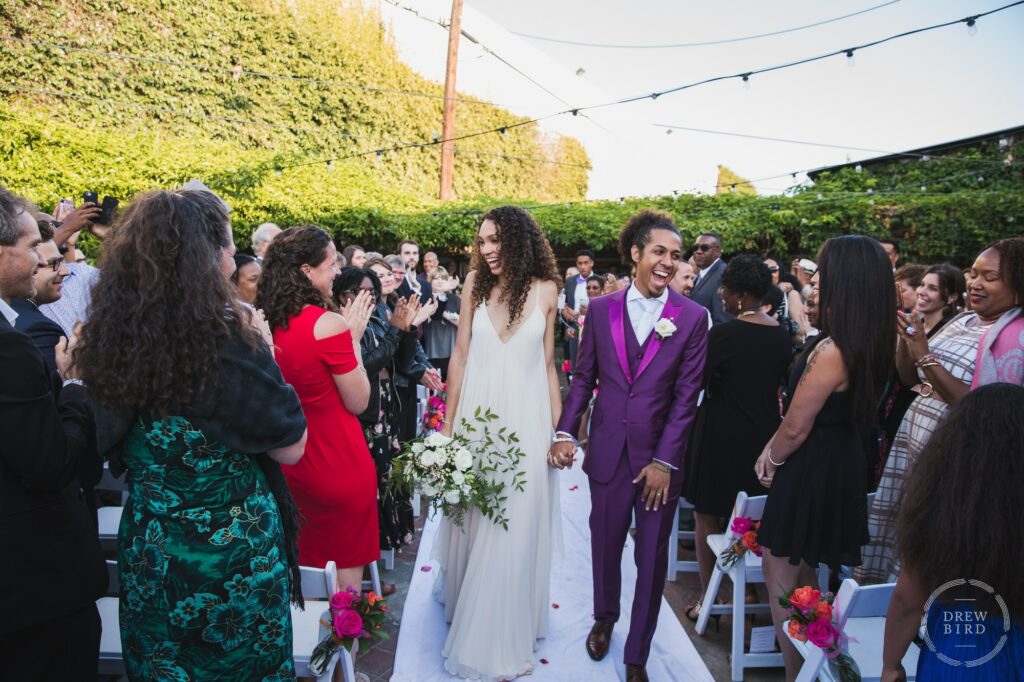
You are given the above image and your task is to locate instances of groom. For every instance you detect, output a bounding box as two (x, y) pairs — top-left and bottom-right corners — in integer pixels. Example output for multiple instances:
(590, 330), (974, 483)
(549, 210), (707, 682)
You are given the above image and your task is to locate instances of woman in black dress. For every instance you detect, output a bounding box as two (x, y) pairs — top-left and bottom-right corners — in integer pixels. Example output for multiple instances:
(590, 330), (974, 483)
(754, 236), (896, 680)
(684, 255), (793, 621)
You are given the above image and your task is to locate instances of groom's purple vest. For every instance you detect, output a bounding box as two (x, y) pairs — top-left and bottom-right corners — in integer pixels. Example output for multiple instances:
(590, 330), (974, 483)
(558, 288), (708, 484)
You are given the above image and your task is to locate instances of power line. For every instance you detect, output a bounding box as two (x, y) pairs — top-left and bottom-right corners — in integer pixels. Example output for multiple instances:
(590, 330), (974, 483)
(511, 0), (902, 49)
(656, 123), (1023, 168)
(453, 147), (590, 168)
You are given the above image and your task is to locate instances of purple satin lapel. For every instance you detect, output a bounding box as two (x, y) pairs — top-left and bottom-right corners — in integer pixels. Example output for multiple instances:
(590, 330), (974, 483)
(634, 300), (683, 381)
(607, 293), (632, 383)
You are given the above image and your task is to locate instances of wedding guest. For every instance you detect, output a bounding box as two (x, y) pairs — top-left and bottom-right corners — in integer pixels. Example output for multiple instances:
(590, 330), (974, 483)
(251, 221), (281, 261)
(879, 238), (901, 269)
(876, 262), (965, 476)
(881, 384), (1024, 681)
(423, 250), (440, 277)
(78, 189), (307, 680)
(425, 266), (461, 380)
(895, 263), (926, 313)
(344, 244), (367, 268)
(397, 239), (432, 305)
(333, 267), (420, 565)
(0, 187), (106, 681)
(584, 274), (603, 304)
(970, 237), (1024, 387)
(231, 253), (262, 305)
(805, 287), (820, 332)
(671, 260), (697, 297)
(765, 256), (809, 344)
(685, 256), (792, 622)
(257, 225), (379, 593)
(37, 204), (105, 334)
(858, 240), (1023, 583)
(561, 249), (597, 371)
(755, 235), (896, 679)
(689, 232), (732, 325)
(12, 219), (69, 374)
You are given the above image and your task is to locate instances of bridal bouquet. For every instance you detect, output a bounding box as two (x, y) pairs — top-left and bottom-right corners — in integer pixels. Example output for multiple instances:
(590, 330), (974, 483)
(392, 407), (525, 530)
(780, 586), (861, 682)
(717, 516), (762, 569)
(308, 587), (389, 676)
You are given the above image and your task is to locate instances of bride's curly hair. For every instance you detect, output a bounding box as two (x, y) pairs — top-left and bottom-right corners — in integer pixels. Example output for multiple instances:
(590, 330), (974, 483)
(255, 225), (337, 331)
(76, 190), (260, 414)
(470, 206), (560, 328)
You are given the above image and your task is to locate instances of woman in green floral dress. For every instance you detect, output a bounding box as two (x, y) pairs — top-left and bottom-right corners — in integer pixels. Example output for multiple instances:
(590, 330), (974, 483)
(78, 190), (308, 681)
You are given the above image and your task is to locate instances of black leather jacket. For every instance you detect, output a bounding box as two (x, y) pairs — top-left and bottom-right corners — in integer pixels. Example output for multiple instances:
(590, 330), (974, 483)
(358, 304), (427, 424)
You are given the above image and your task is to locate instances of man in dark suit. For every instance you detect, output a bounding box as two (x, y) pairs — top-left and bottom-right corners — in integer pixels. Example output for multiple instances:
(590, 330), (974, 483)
(12, 219), (69, 374)
(688, 232), (733, 326)
(396, 239), (433, 305)
(0, 187), (107, 680)
(561, 249), (597, 374)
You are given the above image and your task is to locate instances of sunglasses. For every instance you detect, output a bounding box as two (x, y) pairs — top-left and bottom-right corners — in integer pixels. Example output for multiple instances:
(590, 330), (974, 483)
(693, 243), (716, 252)
(43, 256), (65, 273)
(767, 266), (780, 272)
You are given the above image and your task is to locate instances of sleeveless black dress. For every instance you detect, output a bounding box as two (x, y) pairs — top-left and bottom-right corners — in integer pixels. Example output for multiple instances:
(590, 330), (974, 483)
(757, 338), (870, 571)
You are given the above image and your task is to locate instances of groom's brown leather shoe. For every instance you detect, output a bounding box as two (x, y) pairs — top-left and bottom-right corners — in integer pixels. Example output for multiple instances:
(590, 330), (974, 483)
(625, 664), (649, 682)
(585, 620), (613, 661)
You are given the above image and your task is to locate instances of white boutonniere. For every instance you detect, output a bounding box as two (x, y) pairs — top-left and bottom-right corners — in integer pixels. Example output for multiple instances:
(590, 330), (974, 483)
(654, 318), (677, 340)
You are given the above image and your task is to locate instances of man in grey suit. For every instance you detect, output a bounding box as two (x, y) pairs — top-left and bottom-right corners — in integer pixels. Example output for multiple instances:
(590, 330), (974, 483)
(688, 232), (733, 325)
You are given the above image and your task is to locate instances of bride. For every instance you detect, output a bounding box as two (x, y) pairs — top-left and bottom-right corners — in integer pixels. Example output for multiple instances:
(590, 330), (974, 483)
(432, 205), (565, 680)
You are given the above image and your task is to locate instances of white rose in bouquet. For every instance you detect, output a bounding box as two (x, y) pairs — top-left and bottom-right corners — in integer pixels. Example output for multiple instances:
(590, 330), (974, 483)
(454, 448), (473, 471)
(419, 449), (437, 467)
(443, 490), (461, 504)
(434, 446), (449, 465)
(411, 442), (425, 454)
(425, 431), (451, 448)
(451, 470), (465, 485)
(423, 483), (438, 496)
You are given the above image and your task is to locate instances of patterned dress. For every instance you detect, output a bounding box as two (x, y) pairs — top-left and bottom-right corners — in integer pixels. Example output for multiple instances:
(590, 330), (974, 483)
(856, 312), (993, 584)
(118, 416), (295, 681)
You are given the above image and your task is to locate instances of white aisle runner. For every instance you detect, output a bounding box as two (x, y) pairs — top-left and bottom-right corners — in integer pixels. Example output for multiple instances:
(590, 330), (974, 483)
(390, 460), (713, 682)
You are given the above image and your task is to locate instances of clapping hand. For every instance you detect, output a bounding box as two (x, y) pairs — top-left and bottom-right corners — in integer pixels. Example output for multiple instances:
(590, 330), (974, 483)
(412, 298), (438, 327)
(341, 290), (374, 342)
(390, 296), (420, 332)
(896, 310), (929, 361)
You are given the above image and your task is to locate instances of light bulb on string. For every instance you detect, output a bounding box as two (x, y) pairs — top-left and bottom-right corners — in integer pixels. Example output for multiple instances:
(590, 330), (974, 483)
(845, 50), (856, 68)
(741, 73), (751, 91)
(326, 160), (334, 171)
(966, 18), (978, 36)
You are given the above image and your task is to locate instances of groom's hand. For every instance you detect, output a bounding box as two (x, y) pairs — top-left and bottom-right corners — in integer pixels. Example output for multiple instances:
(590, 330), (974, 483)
(633, 464), (671, 511)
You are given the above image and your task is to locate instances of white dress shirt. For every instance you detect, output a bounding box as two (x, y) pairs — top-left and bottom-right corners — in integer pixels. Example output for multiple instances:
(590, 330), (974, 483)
(573, 277), (589, 312)
(626, 283), (667, 345)
(695, 257), (721, 286)
(0, 298), (18, 326)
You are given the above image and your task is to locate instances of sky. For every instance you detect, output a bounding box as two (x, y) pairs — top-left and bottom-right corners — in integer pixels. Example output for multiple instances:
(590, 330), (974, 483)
(377, 0), (1024, 200)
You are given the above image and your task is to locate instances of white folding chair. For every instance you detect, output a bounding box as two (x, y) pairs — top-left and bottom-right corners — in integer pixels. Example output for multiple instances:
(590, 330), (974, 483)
(362, 560), (384, 596)
(97, 560), (125, 676)
(96, 462), (129, 504)
(667, 497), (698, 581)
(695, 492), (785, 680)
(97, 505), (124, 551)
(293, 560), (360, 680)
(379, 548), (396, 571)
(786, 578), (920, 682)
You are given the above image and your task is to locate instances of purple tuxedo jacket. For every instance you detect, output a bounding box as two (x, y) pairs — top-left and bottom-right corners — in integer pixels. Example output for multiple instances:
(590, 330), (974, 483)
(557, 288), (708, 484)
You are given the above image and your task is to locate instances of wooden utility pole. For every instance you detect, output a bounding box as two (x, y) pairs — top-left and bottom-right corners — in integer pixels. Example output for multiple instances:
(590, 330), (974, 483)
(439, 0), (463, 201)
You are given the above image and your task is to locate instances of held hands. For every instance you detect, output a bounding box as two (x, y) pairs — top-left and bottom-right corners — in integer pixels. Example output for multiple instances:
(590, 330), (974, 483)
(420, 367), (444, 392)
(546, 440), (576, 470)
(341, 290), (374, 342)
(633, 463), (671, 511)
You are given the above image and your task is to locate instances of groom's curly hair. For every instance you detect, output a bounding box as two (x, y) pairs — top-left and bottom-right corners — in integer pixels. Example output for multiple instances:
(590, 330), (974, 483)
(471, 206), (560, 329)
(617, 209), (680, 264)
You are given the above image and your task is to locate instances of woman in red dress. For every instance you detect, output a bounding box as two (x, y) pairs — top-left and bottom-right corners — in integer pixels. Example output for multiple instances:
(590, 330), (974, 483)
(256, 225), (379, 591)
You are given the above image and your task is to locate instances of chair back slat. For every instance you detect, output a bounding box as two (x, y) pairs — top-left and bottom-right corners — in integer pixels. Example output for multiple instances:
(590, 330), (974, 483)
(834, 578), (895, 627)
(105, 560), (120, 595)
(299, 561), (338, 599)
(732, 491), (768, 524)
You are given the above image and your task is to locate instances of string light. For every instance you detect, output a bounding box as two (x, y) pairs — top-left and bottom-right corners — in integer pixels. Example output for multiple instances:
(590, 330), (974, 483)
(966, 17), (979, 36)
(845, 49), (856, 68)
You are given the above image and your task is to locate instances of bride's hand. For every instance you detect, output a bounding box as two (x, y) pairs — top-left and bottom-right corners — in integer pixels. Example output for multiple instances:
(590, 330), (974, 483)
(546, 441), (575, 470)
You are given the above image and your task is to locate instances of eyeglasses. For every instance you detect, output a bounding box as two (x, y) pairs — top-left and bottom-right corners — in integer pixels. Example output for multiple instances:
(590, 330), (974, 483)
(693, 243), (715, 252)
(43, 256), (64, 273)
(767, 266), (780, 272)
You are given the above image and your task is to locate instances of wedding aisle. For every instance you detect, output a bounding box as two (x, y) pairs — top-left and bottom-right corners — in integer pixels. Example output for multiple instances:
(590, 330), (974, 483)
(390, 459), (713, 682)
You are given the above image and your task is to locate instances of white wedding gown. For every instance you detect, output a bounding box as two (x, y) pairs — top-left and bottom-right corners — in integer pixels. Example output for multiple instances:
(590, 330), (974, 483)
(432, 283), (562, 681)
